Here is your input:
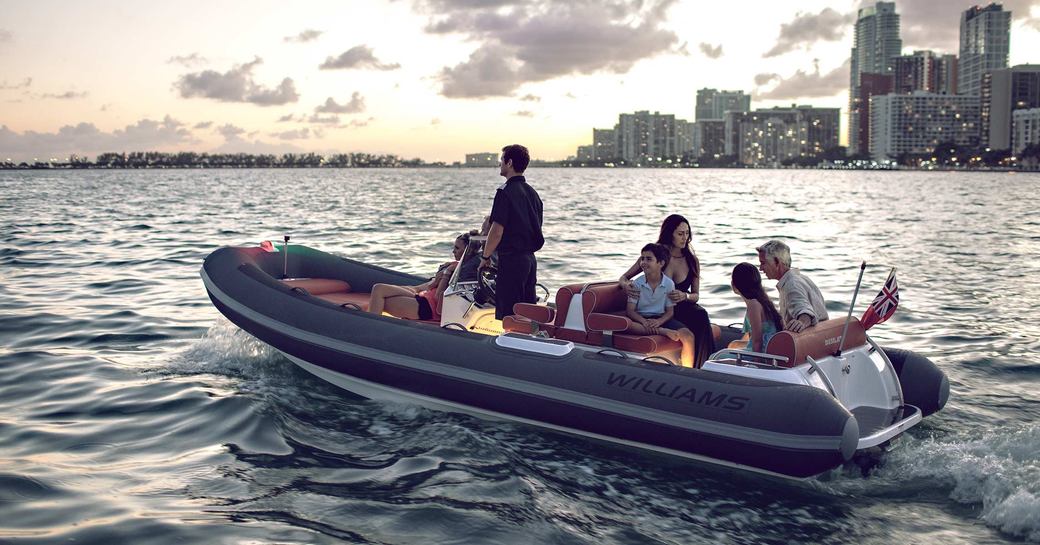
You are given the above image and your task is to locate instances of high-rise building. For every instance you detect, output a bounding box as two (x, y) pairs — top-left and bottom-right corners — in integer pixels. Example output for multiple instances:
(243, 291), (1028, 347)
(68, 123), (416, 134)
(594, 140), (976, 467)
(981, 65), (1040, 149)
(893, 51), (938, 94)
(724, 105), (840, 166)
(893, 51), (959, 95)
(675, 119), (696, 158)
(614, 111), (691, 164)
(464, 153), (498, 167)
(1012, 108), (1040, 154)
(616, 112), (650, 163)
(849, 1), (902, 155)
(854, 73), (894, 156)
(694, 120), (727, 160)
(695, 89), (751, 121)
(576, 145), (595, 162)
(592, 128), (616, 161)
(958, 3), (1011, 97)
(869, 92), (980, 159)
(935, 54), (959, 95)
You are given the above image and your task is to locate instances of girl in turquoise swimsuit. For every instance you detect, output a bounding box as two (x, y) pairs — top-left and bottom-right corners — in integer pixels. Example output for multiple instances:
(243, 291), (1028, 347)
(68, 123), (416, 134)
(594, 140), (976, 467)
(731, 262), (784, 352)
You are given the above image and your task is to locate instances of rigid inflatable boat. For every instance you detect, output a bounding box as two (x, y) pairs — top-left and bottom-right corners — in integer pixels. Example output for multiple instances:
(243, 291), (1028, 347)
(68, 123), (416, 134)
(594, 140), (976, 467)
(200, 242), (949, 479)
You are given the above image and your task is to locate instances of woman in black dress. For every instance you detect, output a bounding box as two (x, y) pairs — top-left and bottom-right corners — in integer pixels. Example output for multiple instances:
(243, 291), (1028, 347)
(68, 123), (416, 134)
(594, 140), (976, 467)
(618, 214), (715, 366)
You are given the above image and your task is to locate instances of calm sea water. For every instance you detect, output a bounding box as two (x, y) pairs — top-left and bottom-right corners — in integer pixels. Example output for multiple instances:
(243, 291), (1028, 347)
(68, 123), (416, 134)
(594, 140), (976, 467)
(1, 168), (1039, 544)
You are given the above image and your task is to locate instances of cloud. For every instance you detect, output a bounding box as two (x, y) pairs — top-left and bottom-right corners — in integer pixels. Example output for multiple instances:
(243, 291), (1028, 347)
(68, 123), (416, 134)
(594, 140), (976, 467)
(431, 117), (441, 125)
(41, 91), (89, 100)
(764, 8), (853, 58)
(193, 121), (213, 129)
(514, 110), (534, 117)
(421, 0), (679, 98)
(284, 29), (323, 43)
(0, 77), (31, 90)
(699, 42), (723, 59)
(216, 123), (246, 140)
(315, 92), (365, 114)
(175, 57), (299, 106)
(270, 128), (314, 139)
(754, 59), (850, 100)
(307, 113), (341, 124)
(0, 116), (196, 160)
(520, 94), (540, 102)
(440, 44), (522, 98)
(319, 45), (400, 70)
(344, 117), (373, 128)
(754, 73), (780, 86)
(167, 53), (207, 67)
(0, 29), (11, 44)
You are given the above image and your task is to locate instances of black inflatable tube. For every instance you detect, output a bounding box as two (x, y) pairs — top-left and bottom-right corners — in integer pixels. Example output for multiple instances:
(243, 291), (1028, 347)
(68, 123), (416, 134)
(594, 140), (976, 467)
(882, 347), (949, 417)
(199, 245), (885, 477)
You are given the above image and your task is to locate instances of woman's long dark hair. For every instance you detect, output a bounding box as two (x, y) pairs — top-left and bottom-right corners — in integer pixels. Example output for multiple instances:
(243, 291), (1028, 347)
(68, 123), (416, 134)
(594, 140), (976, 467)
(732, 262), (783, 331)
(656, 214), (699, 285)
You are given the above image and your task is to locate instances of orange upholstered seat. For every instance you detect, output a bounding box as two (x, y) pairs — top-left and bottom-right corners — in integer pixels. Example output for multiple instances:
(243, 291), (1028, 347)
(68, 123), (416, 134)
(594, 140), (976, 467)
(504, 281), (679, 355)
(502, 303), (557, 335)
(766, 317), (868, 367)
(282, 278), (352, 295)
(315, 291), (371, 311)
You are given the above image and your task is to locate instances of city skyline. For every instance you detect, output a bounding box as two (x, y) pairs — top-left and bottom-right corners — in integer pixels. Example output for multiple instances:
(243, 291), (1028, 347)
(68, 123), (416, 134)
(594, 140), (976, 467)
(2, 0), (1040, 162)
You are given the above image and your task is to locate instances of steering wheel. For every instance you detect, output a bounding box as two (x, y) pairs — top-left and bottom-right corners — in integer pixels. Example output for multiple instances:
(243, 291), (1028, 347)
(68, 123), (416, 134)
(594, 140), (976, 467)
(475, 265), (497, 306)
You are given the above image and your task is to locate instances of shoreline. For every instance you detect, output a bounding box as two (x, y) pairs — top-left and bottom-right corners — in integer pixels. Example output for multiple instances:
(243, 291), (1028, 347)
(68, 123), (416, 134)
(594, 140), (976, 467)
(2, 163), (1036, 172)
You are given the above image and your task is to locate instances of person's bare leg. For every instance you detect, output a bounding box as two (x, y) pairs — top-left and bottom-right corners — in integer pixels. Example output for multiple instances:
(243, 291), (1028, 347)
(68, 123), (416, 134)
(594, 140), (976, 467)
(382, 294), (421, 319)
(625, 322), (651, 335)
(368, 284), (417, 317)
(660, 327), (696, 367)
(679, 328), (695, 368)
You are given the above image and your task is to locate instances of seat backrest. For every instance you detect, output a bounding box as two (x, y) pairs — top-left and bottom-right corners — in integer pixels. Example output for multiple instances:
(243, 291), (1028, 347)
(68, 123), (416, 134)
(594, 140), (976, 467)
(580, 282), (628, 320)
(551, 281), (625, 343)
(282, 278), (352, 295)
(766, 317), (868, 367)
(553, 284), (582, 328)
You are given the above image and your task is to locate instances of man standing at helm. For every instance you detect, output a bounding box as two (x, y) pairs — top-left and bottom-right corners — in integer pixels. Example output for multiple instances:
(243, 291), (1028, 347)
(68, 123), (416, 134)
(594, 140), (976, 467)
(757, 239), (829, 333)
(479, 144), (544, 320)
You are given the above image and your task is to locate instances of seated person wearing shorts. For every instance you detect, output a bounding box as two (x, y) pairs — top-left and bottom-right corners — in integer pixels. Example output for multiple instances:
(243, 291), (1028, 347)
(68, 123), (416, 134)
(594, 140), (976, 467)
(367, 233), (467, 321)
(624, 243), (697, 367)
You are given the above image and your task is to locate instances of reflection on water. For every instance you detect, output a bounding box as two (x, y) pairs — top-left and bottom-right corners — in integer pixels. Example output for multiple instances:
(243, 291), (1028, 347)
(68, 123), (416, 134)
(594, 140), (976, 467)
(1, 168), (1039, 544)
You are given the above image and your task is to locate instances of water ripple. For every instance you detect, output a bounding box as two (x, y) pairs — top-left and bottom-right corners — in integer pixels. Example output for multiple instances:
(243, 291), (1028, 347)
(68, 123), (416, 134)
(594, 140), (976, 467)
(1, 168), (1038, 544)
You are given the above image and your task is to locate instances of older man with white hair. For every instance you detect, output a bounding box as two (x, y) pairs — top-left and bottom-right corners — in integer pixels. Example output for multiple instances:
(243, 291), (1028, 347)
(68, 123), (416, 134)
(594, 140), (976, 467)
(756, 240), (829, 333)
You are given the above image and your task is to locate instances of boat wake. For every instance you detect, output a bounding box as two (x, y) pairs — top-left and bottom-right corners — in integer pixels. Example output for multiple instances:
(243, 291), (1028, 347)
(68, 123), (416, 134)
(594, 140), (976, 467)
(886, 425), (1040, 541)
(176, 317), (286, 376)
(824, 425), (1040, 542)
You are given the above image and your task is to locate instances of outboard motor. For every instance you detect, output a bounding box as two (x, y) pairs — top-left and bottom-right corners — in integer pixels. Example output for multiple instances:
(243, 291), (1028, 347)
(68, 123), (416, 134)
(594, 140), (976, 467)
(882, 347), (950, 417)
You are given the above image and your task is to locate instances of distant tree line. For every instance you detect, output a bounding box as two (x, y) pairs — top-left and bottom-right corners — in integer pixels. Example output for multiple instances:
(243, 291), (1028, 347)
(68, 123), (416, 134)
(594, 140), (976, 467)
(0, 151), (446, 169)
(3, 143), (1039, 170)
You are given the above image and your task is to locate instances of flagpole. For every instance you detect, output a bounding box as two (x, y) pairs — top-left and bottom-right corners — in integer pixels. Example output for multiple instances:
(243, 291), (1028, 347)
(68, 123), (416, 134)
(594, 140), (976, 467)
(835, 261), (867, 357)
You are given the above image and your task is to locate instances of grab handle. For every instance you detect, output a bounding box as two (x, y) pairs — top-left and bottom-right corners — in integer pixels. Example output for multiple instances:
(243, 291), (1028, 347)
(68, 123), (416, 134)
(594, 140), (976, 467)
(642, 355), (678, 367)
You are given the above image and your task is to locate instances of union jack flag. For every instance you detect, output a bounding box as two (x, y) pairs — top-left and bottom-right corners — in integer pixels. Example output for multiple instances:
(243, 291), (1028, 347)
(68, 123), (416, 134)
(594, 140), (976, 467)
(861, 268), (899, 330)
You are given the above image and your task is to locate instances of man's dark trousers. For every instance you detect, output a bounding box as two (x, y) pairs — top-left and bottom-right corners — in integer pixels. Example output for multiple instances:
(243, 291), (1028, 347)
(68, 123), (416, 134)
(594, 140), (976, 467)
(495, 252), (537, 320)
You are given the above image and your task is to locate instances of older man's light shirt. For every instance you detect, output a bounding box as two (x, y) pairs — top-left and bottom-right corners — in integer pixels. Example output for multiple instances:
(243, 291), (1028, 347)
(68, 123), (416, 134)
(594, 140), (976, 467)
(777, 268), (829, 327)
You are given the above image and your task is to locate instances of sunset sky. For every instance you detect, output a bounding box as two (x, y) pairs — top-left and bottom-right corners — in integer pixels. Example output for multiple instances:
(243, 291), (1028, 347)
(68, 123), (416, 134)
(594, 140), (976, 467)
(2, 0), (1039, 162)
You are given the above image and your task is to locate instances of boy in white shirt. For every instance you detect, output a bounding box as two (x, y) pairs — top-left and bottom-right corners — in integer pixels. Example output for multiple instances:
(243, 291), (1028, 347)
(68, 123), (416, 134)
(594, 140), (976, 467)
(625, 243), (697, 367)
